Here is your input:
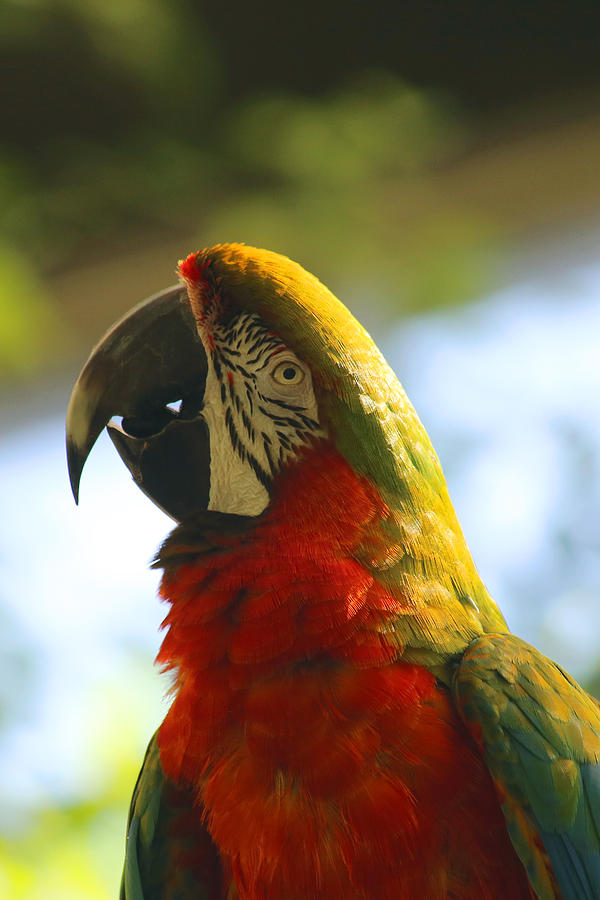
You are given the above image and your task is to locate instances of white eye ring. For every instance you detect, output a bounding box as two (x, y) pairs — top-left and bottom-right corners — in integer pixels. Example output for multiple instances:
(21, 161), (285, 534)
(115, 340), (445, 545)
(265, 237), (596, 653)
(271, 360), (305, 386)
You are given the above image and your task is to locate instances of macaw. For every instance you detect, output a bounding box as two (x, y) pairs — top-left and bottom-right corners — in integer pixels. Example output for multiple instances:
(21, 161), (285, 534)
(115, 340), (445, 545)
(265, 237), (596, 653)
(66, 244), (600, 900)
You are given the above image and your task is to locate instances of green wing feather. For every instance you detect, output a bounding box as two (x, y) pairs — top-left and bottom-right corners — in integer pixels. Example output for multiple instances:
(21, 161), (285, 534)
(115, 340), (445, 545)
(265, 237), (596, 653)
(454, 633), (600, 900)
(120, 732), (223, 900)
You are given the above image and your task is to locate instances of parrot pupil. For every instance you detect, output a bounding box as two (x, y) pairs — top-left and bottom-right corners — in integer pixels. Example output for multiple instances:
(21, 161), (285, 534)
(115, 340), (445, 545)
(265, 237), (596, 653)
(283, 367), (296, 380)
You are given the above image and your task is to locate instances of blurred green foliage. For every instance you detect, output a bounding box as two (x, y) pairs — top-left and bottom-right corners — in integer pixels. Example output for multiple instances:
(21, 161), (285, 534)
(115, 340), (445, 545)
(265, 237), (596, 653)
(1, 0), (217, 268)
(0, 0), (504, 381)
(0, 248), (65, 376)
(0, 662), (164, 899)
(1, 795), (125, 899)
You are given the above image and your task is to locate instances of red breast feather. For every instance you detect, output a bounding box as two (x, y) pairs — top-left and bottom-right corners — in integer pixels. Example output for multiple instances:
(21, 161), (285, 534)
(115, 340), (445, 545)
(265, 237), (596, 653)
(157, 445), (534, 899)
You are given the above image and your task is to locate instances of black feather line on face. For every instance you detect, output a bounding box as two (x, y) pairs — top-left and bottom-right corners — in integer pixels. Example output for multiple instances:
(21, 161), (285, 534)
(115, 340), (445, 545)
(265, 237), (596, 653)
(241, 408), (253, 436)
(209, 311), (323, 493)
(245, 383), (254, 413)
(212, 354), (223, 381)
(263, 439), (275, 474)
(258, 393), (308, 413)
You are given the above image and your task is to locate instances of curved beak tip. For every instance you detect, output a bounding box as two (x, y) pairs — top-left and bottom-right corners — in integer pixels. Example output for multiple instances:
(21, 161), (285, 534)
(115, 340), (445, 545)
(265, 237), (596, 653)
(66, 438), (84, 504)
(65, 284), (207, 515)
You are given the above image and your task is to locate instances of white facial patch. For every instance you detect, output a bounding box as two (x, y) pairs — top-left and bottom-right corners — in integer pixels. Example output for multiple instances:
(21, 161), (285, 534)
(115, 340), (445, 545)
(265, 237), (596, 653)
(198, 312), (325, 516)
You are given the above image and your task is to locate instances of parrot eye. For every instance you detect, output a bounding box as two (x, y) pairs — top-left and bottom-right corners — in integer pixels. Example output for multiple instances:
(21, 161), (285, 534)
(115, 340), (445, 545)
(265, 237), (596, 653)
(270, 360), (305, 386)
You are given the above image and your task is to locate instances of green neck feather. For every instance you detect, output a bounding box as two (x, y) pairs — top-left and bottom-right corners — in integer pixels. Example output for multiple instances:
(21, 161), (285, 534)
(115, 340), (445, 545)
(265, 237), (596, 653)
(192, 244), (508, 665)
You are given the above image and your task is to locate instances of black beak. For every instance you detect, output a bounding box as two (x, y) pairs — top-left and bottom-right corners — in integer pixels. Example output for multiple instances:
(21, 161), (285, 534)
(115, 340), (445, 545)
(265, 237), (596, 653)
(66, 285), (210, 522)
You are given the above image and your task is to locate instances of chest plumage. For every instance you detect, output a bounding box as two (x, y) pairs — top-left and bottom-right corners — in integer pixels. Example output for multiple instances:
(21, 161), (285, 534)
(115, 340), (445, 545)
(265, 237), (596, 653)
(157, 448), (533, 899)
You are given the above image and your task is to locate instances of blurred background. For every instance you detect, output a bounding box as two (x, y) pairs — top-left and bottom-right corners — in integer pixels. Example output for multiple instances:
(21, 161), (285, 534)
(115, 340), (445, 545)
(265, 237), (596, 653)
(1, 0), (600, 895)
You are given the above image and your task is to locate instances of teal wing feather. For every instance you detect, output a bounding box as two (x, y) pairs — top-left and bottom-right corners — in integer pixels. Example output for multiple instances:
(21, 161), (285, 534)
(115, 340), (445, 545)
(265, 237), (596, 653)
(120, 732), (223, 900)
(454, 633), (600, 900)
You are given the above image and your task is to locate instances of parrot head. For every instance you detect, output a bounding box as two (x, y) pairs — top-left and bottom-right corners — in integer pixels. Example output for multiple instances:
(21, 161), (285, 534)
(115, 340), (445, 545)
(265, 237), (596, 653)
(67, 243), (506, 657)
(67, 243), (438, 522)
